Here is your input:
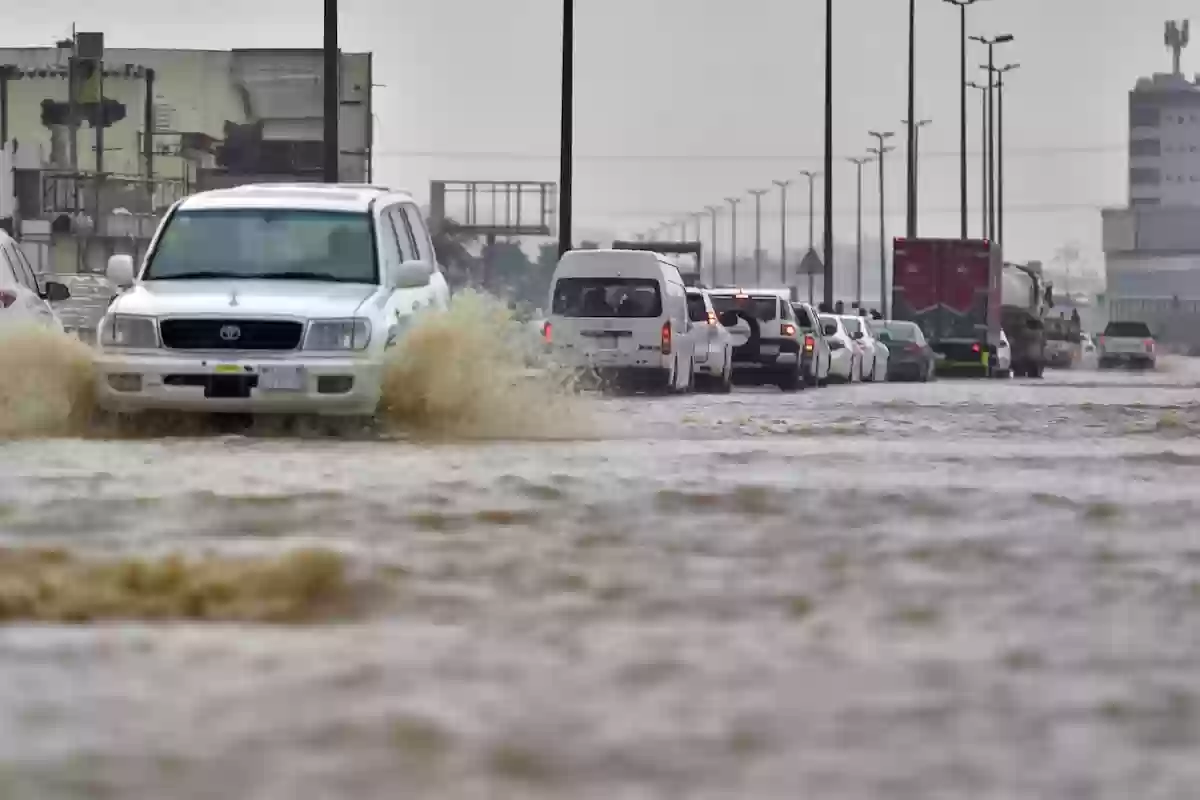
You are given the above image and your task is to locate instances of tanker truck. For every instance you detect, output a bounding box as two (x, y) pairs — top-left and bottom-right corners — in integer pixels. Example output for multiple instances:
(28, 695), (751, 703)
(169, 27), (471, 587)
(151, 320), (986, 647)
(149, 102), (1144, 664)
(1000, 260), (1053, 378)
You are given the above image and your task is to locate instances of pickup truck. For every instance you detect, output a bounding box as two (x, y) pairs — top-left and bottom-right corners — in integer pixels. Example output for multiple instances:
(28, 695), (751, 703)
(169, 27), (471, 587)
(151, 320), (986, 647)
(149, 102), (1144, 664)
(1097, 320), (1156, 369)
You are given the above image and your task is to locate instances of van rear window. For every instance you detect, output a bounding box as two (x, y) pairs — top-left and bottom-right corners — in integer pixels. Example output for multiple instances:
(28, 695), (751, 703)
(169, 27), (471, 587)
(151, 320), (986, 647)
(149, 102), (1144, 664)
(710, 295), (778, 321)
(552, 278), (663, 318)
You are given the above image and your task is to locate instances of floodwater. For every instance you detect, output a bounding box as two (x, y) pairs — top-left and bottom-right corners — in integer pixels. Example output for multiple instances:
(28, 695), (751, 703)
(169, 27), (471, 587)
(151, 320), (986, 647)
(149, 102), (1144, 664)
(1, 321), (1199, 798)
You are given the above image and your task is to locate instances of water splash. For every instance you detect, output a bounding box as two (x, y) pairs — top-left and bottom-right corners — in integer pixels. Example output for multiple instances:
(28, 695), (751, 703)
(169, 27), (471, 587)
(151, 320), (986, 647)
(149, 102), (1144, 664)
(0, 325), (96, 438)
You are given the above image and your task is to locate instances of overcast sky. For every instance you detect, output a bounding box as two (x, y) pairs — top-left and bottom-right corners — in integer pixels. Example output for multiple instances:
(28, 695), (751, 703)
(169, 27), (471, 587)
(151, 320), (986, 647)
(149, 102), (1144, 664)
(5, 0), (1196, 271)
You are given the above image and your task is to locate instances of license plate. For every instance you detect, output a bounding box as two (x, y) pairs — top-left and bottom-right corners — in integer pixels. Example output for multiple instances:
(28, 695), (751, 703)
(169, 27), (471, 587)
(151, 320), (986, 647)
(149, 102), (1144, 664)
(760, 344), (780, 356)
(595, 335), (620, 350)
(259, 365), (305, 391)
(214, 363), (243, 374)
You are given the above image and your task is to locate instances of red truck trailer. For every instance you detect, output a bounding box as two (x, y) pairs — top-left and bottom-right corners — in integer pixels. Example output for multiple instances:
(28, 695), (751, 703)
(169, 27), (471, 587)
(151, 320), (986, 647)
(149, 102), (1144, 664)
(892, 237), (1003, 376)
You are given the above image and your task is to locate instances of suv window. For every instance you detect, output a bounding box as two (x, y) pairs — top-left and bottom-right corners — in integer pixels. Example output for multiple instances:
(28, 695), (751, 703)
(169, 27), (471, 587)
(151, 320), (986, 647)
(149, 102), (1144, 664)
(1103, 321), (1152, 338)
(686, 293), (709, 323)
(385, 207), (419, 262)
(710, 295), (778, 321)
(400, 204), (436, 265)
(792, 304), (817, 329)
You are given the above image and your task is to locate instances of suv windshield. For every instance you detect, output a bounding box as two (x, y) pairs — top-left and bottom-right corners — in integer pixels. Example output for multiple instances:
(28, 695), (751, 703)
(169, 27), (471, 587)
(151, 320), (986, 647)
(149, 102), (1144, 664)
(1103, 321), (1152, 338)
(710, 295), (778, 321)
(144, 209), (377, 283)
(552, 277), (662, 317)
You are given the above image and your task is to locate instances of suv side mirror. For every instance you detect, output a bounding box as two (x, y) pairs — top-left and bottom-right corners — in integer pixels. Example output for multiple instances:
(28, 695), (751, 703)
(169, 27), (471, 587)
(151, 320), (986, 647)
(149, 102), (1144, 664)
(387, 259), (432, 288)
(42, 280), (71, 302)
(718, 310), (739, 328)
(106, 254), (136, 287)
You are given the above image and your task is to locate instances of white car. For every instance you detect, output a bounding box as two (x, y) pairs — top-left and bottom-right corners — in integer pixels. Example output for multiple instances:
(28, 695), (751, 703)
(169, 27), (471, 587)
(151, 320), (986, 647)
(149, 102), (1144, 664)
(841, 315), (887, 382)
(819, 313), (861, 383)
(707, 288), (806, 391)
(993, 329), (1013, 377)
(685, 287), (733, 393)
(93, 183), (451, 417)
(0, 230), (71, 332)
(545, 249), (697, 393)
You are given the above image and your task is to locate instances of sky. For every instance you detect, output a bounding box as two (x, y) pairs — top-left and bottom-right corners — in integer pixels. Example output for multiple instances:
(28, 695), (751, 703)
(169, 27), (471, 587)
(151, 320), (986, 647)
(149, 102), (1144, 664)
(5, 0), (1197, 275)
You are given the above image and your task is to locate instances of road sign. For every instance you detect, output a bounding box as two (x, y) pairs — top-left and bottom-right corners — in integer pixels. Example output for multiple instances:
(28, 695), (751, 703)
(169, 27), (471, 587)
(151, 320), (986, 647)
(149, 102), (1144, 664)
(797, 247), (824, 276)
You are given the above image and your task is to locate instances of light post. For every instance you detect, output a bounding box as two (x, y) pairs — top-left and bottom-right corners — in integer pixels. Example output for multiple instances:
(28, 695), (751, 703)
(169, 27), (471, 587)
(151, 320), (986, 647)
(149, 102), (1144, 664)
(943, 0), (981, 238)
(990, 63), (1019, 246)
(969, 33), (1014, 240)
(772, 179), (792, 286)
(967, 80), (993, 237)
(726, 197), (741, 284)
(822, 0), (834, 308)
(323, 0), (339, 182)
(847, 156), (873, 308)
(799, 170), (820, 303)
(868, 130), (895, 317)
(905, 0), (916, 237)
(557, 0), (575, 257)
(901, 118), (932, 236)
(705, 205), (720, 286)
(749, 188), (769, 286)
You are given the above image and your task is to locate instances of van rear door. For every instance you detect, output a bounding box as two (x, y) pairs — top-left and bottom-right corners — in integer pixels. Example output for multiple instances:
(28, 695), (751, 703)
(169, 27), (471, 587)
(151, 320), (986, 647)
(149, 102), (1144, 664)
(550, 276), (666, 364)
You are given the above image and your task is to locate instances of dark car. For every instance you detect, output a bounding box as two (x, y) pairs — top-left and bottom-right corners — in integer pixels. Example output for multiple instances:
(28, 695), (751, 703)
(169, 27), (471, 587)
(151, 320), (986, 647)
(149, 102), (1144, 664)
(876, 320), (936, 382)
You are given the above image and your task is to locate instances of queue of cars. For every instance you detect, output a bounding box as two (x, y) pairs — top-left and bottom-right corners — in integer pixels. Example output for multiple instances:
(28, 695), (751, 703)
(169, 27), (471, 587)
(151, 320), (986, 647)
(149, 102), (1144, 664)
(541, 247), (938, 394)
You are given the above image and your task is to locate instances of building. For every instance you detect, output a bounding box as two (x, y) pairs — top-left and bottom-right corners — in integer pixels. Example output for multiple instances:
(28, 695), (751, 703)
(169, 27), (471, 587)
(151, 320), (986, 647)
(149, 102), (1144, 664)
(0, 42), (372, 278)
(1102, 20), (1200, 348)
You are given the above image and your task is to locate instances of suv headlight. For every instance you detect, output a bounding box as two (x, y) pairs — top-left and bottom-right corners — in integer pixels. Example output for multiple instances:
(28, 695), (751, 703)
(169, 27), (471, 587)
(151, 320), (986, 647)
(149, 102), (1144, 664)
(99, 314), (158, 348)
(304, 318), (371, 351)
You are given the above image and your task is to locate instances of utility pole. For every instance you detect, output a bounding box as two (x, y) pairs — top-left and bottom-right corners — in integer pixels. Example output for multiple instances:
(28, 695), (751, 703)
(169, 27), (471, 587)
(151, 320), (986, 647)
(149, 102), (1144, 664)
(749, 188), (768, 286)
(705, 205), (720, 286)
(993, 63), (1019, 246)
(557, 0), (575, 257)
(901, 118), (931, 236)
(772, 179), (792, 287)
(847, 156), (872, 308)
(967, 80), (992, 237)
(726, 197), (741, 284)
(799, 170), (819, 303)
(822, 0), (835, 308)
(323, 0), (339, 182)
(970, 34), (1013, 240)
(868, 130), (895, 317)
(905, 0), (916, 238)
(943, 0), (980, 238)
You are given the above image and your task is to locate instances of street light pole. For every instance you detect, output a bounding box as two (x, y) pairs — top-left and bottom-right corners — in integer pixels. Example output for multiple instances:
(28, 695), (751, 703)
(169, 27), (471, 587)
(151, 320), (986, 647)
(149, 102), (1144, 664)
(967, 80), (992, 237)
(749, 189), (769, 286)
(847, 157), (872, 308)
(798, 170), (820, 303)
(323, 0), (339, 182)
(970, 33), (1013, 241)
(726, 197), (741, 284)
(822, 0), (835, 308)
(772, 179), (792, 287)
(705, 205), (720, 286)
(992, 63), (1019, 247)
(905, 0), (916, 238)
(557, 0), (575, 257)
(901, 118), (932, 236)
(943, 0), (980, 239)
(868, 130), (895, 317)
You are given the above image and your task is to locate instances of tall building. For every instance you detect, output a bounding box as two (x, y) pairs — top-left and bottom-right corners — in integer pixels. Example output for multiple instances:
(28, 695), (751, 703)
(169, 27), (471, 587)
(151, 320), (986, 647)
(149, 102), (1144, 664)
(1102, 20), (1200, 348)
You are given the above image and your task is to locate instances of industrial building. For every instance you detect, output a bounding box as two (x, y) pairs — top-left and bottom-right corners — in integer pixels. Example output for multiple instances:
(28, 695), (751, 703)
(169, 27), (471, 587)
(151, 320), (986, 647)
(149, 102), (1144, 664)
(0, 36), (372, 278)
(1103, 20), (1200, 348)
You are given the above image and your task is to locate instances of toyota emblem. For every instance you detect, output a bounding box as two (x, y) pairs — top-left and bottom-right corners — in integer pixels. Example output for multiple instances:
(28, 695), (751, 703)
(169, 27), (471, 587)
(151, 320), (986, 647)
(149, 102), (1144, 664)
(219, 324), (242, 342)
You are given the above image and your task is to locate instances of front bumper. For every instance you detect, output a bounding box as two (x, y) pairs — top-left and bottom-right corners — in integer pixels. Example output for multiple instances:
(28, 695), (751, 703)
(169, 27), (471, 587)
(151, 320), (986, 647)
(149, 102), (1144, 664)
(93, 350), (383, 416)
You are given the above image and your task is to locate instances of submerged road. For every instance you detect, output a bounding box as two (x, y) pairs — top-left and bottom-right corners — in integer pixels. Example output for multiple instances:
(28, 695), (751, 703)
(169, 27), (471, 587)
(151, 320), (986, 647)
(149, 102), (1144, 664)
(1, 360), (1199, 798)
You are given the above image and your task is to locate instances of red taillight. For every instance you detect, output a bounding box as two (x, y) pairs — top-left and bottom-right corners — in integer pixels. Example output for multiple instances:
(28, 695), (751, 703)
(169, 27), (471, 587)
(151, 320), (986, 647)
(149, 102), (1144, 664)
(803, 334), (814, 352)
(781, 323), (797, 337)
(1145, 338), (1155, 350)
(0, 290), (16, 309)
(542, 321), (552, 343)
(661, 321), (672, 355)
(971, 342), (981, 353)
(906, 343), (922, 353)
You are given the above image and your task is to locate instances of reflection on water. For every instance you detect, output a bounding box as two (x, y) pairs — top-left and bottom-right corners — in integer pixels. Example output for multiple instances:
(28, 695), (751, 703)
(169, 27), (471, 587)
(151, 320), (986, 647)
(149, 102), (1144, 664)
(1, 345), (1200, 797)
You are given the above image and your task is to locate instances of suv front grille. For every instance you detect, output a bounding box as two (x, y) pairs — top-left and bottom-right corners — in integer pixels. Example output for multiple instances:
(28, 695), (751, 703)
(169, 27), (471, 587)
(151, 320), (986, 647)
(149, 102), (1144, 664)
(159, 319), (304, 351)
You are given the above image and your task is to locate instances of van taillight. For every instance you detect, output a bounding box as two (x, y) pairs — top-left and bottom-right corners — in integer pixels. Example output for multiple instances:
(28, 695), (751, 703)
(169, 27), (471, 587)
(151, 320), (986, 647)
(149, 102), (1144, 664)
(781, 323), (797, 338)
(542, 321), (552, 343)
(707, 311), (717, 326)
(661, 321), (672, 355)
(803, 335), (814, 352)
(971, 342), (981, 353)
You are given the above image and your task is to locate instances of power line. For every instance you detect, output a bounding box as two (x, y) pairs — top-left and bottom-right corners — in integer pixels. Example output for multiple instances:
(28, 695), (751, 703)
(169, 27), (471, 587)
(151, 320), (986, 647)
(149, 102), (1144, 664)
(574, 201), (1117, 219)
(373, 144), (1125, 163)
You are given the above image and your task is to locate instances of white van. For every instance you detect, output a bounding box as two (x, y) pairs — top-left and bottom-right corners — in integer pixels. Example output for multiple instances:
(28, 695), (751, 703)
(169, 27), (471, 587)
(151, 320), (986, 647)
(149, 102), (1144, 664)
(545, 249), (697, 392)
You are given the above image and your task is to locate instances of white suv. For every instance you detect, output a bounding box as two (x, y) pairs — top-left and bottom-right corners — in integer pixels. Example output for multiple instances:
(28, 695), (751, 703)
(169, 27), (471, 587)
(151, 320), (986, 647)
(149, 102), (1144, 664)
(707, 288), (805, 391)
(93, 183), (450, 416)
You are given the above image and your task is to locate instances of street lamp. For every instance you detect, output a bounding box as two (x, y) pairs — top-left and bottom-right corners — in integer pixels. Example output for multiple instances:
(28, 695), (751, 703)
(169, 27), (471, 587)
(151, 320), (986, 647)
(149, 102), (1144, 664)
(705, 205), (721, 286)
(726, 197), (741, 284)
(943, 0), (982, 238)
(989, 63), (1019, 246)
(868, 130), (894, 317)
(901, 118), (932, 237)
(798, 170), (821, 303)
(847, 156), (873, 308)
(905, 0), (916, 238)
(822, 0), (835, 308)
(748, 189), (769, 287)
(969, 33), (1014, 240)
(323, 0), (339, 183)
(772, 179), (792, 287)
(557, 0), (575, 257)
(967, 79), (995, 237)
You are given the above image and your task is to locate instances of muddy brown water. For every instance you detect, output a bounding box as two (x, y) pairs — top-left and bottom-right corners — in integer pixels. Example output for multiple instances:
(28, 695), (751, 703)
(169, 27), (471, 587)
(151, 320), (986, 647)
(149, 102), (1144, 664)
(1, 331), (1199, 798)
